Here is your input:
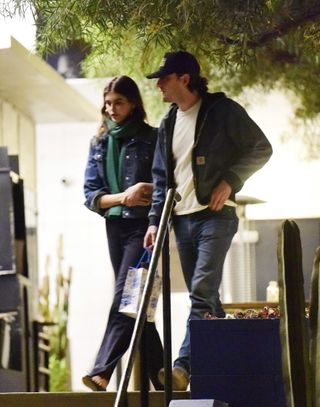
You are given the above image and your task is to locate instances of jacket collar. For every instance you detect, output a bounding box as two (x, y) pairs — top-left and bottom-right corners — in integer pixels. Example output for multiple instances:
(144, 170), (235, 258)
(162, 92), (226, 132)
(164, 92), (226, 118)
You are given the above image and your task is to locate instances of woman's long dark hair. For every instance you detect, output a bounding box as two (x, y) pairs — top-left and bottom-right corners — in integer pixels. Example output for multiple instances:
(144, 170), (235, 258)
(97, 75), (146, 138)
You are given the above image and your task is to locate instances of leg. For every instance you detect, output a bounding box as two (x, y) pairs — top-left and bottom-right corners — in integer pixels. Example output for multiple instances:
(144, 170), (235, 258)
(173, 214), (238, 373)
(145, 321), (164, 390)
(87, 219), (148, 380)
(90, 220), (162, 387)
(170, 214), (197, 374)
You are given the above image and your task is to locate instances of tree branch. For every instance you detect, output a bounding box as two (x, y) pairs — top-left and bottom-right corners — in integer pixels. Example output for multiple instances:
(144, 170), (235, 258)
(218, 5), (320, 48)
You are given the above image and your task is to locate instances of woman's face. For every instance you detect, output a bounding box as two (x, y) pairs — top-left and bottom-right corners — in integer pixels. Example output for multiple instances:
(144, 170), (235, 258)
(104, 91), (135, 124)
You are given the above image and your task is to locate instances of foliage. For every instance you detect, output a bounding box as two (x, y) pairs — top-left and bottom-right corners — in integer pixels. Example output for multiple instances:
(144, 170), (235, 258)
(49, 354), (71, 392)
(38, 235), (72, 391)
(1, 1), (320, 109)
(2, 0), (320, 145)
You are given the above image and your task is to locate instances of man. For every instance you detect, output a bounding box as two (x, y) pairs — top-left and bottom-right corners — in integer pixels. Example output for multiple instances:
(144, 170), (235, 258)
(144, 51), (273, 390)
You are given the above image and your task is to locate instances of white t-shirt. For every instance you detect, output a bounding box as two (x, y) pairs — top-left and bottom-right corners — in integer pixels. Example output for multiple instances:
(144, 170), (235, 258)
(172, 99), (208, 215)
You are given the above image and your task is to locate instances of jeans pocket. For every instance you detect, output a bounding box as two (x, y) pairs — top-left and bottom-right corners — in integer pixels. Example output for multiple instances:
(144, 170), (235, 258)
(200, 217), (238, 240)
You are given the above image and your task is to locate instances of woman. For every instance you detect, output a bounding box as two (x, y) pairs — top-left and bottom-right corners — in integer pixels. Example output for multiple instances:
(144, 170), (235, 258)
(83, 76), (163, 391)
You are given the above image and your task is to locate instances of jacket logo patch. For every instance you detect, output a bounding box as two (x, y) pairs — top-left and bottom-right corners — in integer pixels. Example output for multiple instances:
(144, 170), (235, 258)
(196, 156), (205, 165)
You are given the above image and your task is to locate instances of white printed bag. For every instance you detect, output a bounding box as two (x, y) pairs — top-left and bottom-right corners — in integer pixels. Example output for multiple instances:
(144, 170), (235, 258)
(119, 249), (162, 322)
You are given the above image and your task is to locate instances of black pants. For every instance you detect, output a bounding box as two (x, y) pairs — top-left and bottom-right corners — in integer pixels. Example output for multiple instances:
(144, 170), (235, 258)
(88, 217), (164, 389)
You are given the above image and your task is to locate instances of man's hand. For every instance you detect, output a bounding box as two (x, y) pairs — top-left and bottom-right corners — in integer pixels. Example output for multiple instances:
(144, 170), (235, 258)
(143, 225), (158, 249)
(209, 180), (232, 211)
(122, 182), (152, 207)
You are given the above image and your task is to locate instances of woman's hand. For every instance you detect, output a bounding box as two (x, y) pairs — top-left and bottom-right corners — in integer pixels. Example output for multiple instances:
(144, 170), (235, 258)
(121, 182), (153, 207)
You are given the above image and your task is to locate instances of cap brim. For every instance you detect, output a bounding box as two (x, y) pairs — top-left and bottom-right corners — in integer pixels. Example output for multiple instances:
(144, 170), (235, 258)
(146, 70), (162, 79)
(146, 67), (170, 79)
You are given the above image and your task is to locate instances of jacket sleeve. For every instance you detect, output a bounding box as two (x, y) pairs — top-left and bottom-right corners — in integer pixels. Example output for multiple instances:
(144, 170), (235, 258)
(222, 99), (273, 192)
(83, 139), (110, 216)
(148, 126), (167, 226)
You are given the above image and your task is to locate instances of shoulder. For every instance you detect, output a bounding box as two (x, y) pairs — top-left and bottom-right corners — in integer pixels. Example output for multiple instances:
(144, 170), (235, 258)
(203, 92), (248, 116)
(90, 132), (107, 149)
(141, 122), (158, 141)
(159, 104), (177, 131)
(202, 92), (226, 108)
(90, 135), (99, 148)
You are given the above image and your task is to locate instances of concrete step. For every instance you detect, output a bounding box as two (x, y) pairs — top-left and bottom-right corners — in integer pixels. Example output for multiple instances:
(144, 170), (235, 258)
(0, 391), (190, 407)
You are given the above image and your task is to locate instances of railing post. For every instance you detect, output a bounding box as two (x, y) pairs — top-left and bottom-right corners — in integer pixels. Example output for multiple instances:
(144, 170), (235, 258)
(162, 231), (173, 406)
(114, 189), (179, 407)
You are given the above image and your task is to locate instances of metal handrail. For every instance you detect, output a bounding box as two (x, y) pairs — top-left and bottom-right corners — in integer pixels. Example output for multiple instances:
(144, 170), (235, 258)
(114, 188), (179, 407)
(161, 231), (173, 407)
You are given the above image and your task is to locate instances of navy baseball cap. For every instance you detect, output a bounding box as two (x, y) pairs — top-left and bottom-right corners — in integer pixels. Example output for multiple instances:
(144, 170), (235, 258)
(146, 51), (200, 79)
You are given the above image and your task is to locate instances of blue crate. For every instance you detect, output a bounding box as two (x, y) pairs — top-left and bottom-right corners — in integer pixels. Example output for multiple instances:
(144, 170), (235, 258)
(190, 319), (286, 407)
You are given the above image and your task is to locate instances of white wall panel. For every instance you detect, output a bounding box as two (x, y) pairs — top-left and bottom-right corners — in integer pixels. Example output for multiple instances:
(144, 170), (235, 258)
(0, 102), (3, 145)
(18, 114), (36, 191)
(2, 101), (19, 154)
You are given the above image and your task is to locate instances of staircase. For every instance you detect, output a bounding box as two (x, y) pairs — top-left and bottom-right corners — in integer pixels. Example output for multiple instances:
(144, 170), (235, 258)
(0, 391), (190, 407)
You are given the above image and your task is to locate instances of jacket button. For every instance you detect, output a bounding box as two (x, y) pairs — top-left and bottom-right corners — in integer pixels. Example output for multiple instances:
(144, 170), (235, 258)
(125, 176), (130, 180)
(126, 155), (130, 159)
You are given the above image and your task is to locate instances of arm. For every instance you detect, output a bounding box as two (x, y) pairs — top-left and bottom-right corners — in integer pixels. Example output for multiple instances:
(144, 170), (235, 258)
(222, 99), (273, 193)
(83, 140), (110, 215)
(98, 182), (153, 208)
(144, 125), (167, 247)
(84, 139), (153, 214)
(148, 125), (167, 226)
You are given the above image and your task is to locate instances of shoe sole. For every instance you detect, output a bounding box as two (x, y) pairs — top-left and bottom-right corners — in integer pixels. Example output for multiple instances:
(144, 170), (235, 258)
(82, 375), (106, 392)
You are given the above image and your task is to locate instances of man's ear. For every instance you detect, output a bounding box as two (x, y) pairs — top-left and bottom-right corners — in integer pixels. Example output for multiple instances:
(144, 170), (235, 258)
(180, 73), (190, 86)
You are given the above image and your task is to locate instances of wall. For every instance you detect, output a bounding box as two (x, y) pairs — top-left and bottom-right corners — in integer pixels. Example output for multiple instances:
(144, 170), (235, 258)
(0, 98), (38, 307)
(254, 218), (320, 301)
(0, 100), (36, 190)
(241, 90), (320, 220)
(36, 120), (114, 390)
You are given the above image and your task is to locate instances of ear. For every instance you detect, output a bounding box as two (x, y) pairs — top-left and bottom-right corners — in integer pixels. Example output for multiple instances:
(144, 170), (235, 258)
(180, 73), (191, 86)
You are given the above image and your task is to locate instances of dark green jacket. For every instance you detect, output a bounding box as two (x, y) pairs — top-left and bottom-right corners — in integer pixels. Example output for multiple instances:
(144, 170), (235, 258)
(149, 92), (273, 225)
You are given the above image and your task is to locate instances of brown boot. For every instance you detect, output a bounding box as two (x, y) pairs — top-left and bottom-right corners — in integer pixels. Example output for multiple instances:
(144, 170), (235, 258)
(158, 366), (189, 390)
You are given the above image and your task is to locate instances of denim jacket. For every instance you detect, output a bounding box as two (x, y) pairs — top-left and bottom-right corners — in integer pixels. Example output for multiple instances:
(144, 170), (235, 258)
(149, 92), (273, 225)
(84, 122), (157, 219)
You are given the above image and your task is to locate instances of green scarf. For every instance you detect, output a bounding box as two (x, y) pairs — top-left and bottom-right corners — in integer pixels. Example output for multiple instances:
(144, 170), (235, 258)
(106, 118), (143, 218)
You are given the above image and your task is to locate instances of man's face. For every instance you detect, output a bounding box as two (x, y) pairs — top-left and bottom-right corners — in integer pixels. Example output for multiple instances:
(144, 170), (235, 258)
(156, 73), (187, 103)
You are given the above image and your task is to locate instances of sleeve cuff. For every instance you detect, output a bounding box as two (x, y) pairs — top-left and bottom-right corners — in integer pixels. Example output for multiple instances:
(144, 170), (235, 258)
(92, 192), (105, 212)
(148, 216), (160, 227)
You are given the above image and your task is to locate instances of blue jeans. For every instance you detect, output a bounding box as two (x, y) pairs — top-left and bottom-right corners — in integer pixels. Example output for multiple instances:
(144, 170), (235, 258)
(172, 207), (238, 373)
